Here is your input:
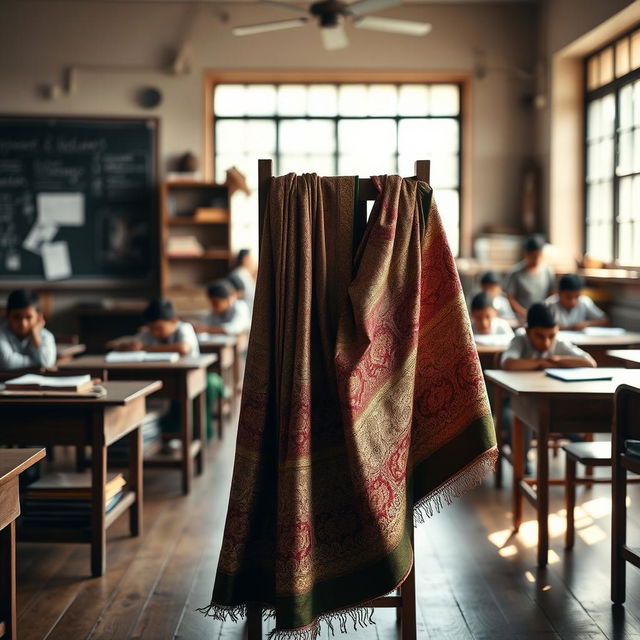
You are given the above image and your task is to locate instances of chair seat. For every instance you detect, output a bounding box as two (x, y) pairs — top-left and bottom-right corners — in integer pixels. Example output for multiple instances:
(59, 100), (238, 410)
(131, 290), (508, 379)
(562, 441), (611, 466)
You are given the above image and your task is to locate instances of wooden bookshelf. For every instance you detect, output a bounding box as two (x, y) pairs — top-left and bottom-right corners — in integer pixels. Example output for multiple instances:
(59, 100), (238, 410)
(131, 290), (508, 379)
(160, 181), (234, 310)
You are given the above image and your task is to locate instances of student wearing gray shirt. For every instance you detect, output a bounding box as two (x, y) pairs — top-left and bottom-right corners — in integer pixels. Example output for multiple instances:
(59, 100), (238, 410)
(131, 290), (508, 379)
(203, 279), (251, 336)
(500, 303), (595, 370)
(545, 273), (608, 330)
(0, 289), (56, 371)
(504, 235), (555, 319)
(114, 299), (200, 357)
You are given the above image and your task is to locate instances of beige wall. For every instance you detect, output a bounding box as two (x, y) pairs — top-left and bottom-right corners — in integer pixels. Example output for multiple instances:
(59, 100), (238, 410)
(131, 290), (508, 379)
(0, 0), (538, 240)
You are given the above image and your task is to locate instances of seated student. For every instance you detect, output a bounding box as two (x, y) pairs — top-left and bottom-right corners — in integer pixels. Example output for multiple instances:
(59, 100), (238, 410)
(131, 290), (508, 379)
(226, 271), (247, 304)
(114, 299), (199, 356)
(229, 249), (256, 312)
(500, 303), (595, 474)
(200, 279), (251, 336)
(545, 273), (608, 330)
(501, 303), (596, 371)
(0, 289), (56, 371)
(470, 292), (515, 337)
(479, 271), (516, 320)
(505, 235), (555, 320)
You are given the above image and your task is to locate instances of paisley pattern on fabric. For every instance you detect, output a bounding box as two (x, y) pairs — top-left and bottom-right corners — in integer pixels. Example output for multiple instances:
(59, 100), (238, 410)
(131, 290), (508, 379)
(200, 174), (497, 639)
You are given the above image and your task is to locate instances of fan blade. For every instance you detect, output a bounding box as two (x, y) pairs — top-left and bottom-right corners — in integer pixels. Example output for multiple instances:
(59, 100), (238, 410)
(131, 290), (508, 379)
(260, 1), (310, 16)
(232, 17), (308, 36)
(346, 0), (401, 17)
(320, 23), (349, 50)
(353, 15), (431, 36)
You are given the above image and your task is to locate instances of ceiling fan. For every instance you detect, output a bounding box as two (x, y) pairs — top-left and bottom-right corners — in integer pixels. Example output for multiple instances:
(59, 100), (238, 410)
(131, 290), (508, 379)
(232, 0), (432, 50)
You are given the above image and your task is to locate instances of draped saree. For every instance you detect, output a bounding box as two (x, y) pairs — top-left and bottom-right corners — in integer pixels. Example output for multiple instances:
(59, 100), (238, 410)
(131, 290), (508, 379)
(200, 173), (497, 639)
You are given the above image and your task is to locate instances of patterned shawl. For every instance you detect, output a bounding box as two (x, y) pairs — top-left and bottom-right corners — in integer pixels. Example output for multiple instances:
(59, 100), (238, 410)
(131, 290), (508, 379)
(201, 174), (496, 639)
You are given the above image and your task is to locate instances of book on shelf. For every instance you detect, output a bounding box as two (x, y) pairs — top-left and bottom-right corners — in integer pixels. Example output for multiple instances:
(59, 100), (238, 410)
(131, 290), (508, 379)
(4, 373), (92, 392)
(166, 235), (203, 257)
(105, 351), (180, 363)
(24, 471), (126, 500)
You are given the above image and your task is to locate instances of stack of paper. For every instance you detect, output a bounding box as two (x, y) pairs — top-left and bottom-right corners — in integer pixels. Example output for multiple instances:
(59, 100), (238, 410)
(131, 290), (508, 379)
(474, 334), (513, 347)
(105, 351), (180, 363)
(5, 373), (92, 392)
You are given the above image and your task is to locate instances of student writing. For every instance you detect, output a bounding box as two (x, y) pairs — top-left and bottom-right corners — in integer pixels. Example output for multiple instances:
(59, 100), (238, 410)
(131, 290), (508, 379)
(545, 273), (608, 330)
(500, 303), (596, 371)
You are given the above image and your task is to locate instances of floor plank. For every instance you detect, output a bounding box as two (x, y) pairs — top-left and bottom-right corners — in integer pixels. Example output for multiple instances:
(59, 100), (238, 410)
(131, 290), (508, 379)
(13, 436), (640, 640)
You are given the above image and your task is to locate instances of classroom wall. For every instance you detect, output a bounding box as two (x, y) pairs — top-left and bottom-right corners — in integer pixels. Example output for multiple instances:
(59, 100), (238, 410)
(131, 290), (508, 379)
(0, 0), (537, 331)
(535, 0), (637, 236)
(535, 0), (640, 330)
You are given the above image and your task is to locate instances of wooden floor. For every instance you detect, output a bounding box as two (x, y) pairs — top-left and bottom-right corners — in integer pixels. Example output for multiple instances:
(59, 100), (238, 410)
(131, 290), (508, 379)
(15, 430), (640, 640)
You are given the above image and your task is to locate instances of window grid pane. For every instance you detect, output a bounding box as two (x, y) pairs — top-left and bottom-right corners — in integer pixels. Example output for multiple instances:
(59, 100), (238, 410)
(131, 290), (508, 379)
(214, 82), (462, 255)
(585, 26), (640, 266)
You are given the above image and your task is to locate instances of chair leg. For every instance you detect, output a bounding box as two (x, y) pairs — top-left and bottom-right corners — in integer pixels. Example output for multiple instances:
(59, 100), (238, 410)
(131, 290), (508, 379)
(400, 563), (417, 640)
(247, 605), (262, 639)
(612, 465), (628, 604)
(565, 456), (577, 549)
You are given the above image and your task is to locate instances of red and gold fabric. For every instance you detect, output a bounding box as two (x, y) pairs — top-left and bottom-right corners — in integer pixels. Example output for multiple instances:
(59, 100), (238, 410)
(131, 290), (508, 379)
(201, 173), (497, 639)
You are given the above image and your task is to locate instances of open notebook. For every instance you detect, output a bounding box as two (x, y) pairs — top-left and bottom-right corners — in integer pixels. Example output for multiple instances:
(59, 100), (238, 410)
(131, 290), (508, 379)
(4, 373), (93, 392)
(544, 368), (616, 382)
(105, 351), (180, 363)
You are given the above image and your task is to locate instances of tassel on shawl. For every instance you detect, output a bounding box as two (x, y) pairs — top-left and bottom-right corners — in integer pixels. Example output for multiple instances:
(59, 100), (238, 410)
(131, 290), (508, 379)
(196, 603), (375, 640)
(414, 446), (499, 524)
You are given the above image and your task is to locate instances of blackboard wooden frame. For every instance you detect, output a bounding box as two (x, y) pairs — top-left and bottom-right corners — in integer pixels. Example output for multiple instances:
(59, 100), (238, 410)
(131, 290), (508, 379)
(0, 114), (160, 290)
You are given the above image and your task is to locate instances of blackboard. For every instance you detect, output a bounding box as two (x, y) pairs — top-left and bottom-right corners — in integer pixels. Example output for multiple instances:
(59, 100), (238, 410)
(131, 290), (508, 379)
(0, 117), (158, 286)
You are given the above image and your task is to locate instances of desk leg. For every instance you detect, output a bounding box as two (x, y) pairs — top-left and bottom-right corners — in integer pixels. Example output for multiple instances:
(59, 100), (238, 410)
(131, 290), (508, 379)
(0, 522), (16, 640)
(537, 402), (550, 568)
(512, 416), (524, 532)
(493, 385), (503, 489)
(196, 390), (206, 476)
(91, 421), (107, 577)
(129, 426), (143, 537)
(181, 394), (193, 496)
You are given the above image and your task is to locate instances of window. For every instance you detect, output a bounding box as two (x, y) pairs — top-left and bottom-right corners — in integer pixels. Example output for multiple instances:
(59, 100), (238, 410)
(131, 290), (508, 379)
(211, 82), (463, 256)
(585, 27), (640, 266)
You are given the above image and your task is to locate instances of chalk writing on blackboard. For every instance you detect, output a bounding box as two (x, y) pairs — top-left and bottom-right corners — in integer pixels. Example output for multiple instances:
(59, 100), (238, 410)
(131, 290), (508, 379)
(0, 118), (158, 282)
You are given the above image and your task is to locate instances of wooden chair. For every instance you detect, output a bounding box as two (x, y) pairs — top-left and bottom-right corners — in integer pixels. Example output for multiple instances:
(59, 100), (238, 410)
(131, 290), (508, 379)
(563, 441), (613, 548)
(245, 159), (430, 640)
(612, 383), (640, 604)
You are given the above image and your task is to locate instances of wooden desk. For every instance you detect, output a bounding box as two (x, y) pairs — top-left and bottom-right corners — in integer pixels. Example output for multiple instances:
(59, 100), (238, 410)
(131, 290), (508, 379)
(59, 355), (216, 495)
(485, 368), (640, 567)
(560, 332), (640, 365)
(55, 342), (87, 364)
(0, 381), (160, 577)
(198, 335), (239, 436)
(0, 448), (45, 640)
(607, 349), (640, 368)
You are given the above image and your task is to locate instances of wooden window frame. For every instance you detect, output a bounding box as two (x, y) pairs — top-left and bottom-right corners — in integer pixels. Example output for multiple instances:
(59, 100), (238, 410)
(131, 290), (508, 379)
(202, 70), (473, 257)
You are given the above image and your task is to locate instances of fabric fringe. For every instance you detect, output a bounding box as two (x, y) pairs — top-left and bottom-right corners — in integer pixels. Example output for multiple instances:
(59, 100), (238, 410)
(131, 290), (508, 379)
(267, 606), (375, 640)
(199, 446), (497, 637)
(413, 446), (498, 524)
(196, 603), (247, 623)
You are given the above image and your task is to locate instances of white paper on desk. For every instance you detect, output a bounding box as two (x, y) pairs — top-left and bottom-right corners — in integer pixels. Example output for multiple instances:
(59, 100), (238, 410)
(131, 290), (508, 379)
(105, 351), (179, 363)
(583, 326), (626, 337)
(544, 367), (616, 382)
(6, 373), (91, 388)
(41, 241), (72, 280)
(23, 222), (59, 255)
(474, 334), (512, 346)
(37, 192), (84, 226)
